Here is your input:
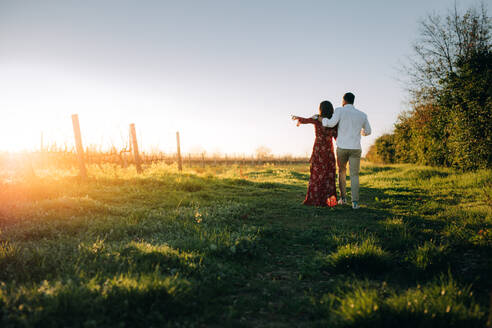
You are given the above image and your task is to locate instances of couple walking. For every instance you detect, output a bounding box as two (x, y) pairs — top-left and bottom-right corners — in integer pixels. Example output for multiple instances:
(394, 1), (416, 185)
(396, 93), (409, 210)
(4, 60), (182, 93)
(292, 92), (371, 209)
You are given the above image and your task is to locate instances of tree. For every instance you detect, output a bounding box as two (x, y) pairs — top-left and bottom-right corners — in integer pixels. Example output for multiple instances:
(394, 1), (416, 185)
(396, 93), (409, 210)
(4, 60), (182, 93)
(365, 144), (381, 163)
(389, 3), (492, 170)
(374, 134), (396, 164)
(403, 3), (491, 100)
(439, 50), (492, 169)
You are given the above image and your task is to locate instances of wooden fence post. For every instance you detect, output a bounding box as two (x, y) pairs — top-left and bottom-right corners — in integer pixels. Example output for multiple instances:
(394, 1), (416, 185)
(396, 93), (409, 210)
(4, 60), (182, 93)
(176, 131), (183, 172)
(129, 123), (142, 173)
(201, 153), (205, 168)
(71, 114), (87, 180)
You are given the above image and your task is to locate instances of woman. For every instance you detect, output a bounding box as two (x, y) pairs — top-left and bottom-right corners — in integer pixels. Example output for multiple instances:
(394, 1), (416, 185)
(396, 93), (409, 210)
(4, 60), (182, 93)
(292, 101), (338, 207)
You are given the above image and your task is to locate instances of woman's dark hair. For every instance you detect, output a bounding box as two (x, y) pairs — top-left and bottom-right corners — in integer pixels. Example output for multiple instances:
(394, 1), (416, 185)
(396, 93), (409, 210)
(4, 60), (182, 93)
(319, 101), (334, 119)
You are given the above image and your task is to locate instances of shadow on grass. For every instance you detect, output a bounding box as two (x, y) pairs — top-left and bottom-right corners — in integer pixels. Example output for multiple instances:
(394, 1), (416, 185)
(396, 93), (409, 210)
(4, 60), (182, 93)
(323, 281), (485, 328)
(289, 171), (310, 181)
(359, 165), (395, 176)
(2, 273), (199, 328)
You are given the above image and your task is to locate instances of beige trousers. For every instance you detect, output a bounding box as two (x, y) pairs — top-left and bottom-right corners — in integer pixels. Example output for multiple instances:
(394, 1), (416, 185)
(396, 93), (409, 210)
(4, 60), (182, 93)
(336, 148), (362, 202)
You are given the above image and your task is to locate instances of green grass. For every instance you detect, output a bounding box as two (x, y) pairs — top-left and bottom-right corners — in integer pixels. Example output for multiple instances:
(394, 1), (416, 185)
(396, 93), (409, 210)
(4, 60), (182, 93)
(0, 162), (491, 327)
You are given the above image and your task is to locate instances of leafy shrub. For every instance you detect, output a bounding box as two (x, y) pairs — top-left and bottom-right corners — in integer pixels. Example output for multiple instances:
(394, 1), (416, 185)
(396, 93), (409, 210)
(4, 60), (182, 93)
(370, 5), (492, 171)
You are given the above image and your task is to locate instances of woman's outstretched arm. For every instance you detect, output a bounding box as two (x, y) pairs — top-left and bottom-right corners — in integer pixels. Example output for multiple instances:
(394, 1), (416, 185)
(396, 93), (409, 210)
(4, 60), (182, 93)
(292, 116), (318, 125)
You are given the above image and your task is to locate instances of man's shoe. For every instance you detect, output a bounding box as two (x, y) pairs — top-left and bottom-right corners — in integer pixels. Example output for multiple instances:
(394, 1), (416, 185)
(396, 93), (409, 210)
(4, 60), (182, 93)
(352, 201), (360, 210)
(338, 198), (347, 205)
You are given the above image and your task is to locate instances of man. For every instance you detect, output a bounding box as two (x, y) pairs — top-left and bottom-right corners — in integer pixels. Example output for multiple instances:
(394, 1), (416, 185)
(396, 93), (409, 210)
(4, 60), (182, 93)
(319, 92), (371, 209)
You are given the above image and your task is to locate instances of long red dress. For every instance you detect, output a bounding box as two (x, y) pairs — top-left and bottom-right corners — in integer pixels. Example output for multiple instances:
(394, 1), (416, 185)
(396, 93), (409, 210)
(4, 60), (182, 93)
(297, 117), (337, 206)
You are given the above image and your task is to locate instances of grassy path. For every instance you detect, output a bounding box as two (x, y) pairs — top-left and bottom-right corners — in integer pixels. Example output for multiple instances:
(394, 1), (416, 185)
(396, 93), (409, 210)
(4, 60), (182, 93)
(0, 163), (491, 327)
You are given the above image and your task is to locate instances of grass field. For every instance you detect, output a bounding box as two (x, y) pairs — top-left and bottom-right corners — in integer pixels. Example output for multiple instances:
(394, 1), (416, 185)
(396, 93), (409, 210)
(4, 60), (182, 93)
(0, 162), (491, 327)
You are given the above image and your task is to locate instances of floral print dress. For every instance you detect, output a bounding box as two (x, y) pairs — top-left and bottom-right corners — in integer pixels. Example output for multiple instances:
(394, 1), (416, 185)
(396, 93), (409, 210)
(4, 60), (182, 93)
(297, 117), (337, 206)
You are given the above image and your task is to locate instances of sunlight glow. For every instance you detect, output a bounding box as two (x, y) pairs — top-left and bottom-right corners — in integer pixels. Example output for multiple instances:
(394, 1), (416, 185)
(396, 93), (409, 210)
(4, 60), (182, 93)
(1, 64), (247, 155)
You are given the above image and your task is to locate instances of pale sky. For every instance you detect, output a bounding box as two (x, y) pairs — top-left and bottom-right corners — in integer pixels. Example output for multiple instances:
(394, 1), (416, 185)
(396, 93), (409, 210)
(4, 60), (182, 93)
(0, 0), (486, 156)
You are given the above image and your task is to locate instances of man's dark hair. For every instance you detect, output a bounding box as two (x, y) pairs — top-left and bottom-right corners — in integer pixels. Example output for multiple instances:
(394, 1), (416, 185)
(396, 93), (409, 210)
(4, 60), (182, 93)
(343, 92), (355, 104)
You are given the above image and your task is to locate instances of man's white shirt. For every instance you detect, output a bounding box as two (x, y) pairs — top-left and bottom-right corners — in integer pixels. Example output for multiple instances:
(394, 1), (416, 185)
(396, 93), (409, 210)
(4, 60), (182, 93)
(321, 104), (371, 150)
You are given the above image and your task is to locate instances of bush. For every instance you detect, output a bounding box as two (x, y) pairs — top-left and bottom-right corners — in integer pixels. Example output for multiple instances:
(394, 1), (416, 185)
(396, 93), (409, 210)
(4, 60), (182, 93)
(371, 4), (492, 171)
(372, 134), (396, 164)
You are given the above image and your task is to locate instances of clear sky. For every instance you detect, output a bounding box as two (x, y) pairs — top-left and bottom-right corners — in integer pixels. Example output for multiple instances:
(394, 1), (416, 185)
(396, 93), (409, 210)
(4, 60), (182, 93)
(0, 0), (486, 156)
